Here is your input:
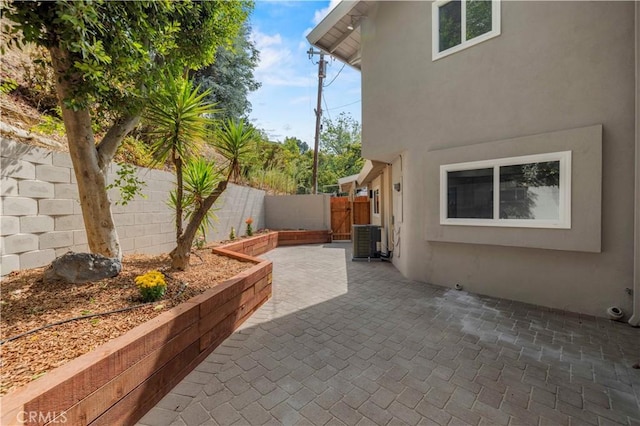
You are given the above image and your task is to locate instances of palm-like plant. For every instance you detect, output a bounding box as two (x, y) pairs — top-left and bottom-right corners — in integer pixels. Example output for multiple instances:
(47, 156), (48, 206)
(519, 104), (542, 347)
(153, 114), (257, 270)
(168, 158), (222, 241)
(214, 119), (255, 182)
(145, 76), (218, 241)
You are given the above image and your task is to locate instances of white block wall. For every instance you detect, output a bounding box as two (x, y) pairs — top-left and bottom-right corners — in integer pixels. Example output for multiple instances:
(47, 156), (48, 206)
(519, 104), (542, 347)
(0, 138), (266, 275)
(205, 183), (267, 242)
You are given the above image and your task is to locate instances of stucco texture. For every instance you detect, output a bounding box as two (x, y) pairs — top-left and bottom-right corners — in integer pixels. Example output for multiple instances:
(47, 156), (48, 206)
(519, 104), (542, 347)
(360, 1), (635, 317)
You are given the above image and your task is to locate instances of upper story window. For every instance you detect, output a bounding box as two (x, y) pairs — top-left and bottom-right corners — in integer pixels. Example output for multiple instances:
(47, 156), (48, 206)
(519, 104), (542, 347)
(440, 151), (572, 228)
(432, 0), (501, 61)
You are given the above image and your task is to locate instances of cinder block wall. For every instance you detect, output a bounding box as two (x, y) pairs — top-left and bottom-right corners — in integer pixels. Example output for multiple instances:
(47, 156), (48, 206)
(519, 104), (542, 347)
(0, 138), (266, 275)
(206, 183), (266, 242)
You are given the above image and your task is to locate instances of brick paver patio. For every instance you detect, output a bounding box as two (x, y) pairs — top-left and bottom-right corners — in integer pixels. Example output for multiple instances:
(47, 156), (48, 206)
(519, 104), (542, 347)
(138, 243), (640, 426)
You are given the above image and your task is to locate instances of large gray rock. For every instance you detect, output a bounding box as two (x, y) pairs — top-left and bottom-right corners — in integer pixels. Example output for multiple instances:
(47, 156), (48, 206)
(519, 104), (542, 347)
(44, 252), (122, 284)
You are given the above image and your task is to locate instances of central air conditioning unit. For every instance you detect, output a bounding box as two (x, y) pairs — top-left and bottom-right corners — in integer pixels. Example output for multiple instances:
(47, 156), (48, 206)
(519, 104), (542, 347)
(352, 225), (381, 261)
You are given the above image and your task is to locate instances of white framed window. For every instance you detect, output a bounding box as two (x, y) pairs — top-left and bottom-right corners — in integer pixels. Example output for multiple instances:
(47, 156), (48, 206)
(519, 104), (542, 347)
(373, 188), (380, 215)
(440, 151), (571, 228)
(432, 0), (501, 61)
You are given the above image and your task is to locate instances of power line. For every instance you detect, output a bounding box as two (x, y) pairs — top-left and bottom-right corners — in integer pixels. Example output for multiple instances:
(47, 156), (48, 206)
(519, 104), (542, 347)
(323, 62), (346, 88)
(323, 94), (332, 122)
(327, 99), (361, 111)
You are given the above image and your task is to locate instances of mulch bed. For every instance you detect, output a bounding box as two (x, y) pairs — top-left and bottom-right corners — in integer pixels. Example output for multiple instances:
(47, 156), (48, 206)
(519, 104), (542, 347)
(0, 248), (254, 396)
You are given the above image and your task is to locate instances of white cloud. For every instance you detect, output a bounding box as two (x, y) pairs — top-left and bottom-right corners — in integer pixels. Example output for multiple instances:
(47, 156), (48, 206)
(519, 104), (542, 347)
(251, 28), (315, 88)
(312, 0), (342, 25)
(252, 31), (282, 48)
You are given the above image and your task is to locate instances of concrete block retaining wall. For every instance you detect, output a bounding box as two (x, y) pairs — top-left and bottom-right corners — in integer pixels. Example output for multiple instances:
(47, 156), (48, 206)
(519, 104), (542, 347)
(0, 138), (266, 275)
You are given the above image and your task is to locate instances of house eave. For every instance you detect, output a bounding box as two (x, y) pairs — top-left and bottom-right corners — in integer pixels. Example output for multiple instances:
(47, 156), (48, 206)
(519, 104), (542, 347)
(306, 0), (371, 71)
(357, 160), (387, 186)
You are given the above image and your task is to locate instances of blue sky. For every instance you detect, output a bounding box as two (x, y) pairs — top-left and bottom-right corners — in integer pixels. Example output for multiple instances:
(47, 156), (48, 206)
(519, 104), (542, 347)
(248, 0), (362, 144)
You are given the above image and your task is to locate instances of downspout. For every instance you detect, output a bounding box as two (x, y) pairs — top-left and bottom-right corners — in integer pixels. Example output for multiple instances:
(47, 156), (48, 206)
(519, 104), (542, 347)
(630, 1), (640, 327)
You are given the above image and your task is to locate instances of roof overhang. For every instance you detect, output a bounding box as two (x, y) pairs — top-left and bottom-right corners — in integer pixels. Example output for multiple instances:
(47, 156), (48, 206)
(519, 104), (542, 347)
(357, 160), (387, 186)
(306, 0), (371, 70)
(337, 173), (359, 193)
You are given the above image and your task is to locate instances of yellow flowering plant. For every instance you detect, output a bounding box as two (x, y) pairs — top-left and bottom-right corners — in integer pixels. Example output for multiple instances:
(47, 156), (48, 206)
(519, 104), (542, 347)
(134, 270), (167, 302)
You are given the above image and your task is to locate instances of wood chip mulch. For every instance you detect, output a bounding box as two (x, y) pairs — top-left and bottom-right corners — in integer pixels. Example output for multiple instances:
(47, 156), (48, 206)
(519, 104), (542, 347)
(0, 248), (254, 396)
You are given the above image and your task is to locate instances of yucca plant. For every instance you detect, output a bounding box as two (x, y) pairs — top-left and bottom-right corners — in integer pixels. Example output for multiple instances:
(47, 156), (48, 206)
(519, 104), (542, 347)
(144, 75), (218, 242)
(168, 157), (222, 246)
(214, 119), (255, 183)
(165, 118), (256, 270)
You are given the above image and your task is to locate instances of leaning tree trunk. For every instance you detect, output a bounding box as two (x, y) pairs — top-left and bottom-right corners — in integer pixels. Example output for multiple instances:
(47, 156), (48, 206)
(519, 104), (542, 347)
(174, 154), (184, 241)
(49, 47), (125, 259)
(170, 179), (229, 270)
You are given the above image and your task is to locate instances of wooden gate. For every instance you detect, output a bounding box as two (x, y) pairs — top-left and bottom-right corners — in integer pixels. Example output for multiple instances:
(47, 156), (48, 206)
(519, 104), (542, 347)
(331, 196), (370, 240)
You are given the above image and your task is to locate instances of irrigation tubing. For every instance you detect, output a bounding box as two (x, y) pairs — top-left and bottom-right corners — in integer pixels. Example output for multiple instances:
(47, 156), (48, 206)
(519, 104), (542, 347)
(1, 271), (187, 346)
(0, 302), (157, 346)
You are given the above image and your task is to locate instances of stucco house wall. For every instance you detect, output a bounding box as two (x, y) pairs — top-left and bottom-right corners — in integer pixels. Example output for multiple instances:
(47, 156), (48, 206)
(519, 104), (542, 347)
(359, 1), (636, 317)
(264, 194), (331, 231)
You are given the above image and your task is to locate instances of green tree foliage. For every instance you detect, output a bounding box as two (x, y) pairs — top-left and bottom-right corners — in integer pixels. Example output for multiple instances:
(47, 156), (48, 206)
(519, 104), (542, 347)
(242, 133), (309, 194)
(283, 136), (309, 155)
(243, 113), (364, 195)
(5, 1), (250, 114)
(320, 112), (361, 156)
(318, 112), (364, 192)
(193, 23), (261, 121)
(4, 0), (251, 260)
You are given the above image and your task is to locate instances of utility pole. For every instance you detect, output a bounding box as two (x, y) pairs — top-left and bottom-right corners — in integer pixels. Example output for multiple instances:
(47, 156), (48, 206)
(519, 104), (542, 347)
(308, 48), (326, 194)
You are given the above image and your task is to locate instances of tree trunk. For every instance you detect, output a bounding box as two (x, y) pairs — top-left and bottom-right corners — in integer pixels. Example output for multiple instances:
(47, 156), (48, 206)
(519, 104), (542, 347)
(174, 154), (184, 242)
(170, 179), (229, 270)
(49, 46), (122, 260)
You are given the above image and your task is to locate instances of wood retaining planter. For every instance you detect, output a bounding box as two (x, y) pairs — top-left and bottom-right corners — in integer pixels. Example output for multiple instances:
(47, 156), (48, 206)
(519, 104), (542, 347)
(277, 230), (332, 246)
(1, 230), (330, 426)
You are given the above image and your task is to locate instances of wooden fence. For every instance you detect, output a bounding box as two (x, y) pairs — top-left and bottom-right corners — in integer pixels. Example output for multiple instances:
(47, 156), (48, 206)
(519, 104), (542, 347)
(330, 196), (370, 240)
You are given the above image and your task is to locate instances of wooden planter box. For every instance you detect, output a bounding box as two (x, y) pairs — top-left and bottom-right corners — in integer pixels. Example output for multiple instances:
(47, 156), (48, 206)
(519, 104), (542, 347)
(277, 230), (332, 246)
(1, 230), (329, 426)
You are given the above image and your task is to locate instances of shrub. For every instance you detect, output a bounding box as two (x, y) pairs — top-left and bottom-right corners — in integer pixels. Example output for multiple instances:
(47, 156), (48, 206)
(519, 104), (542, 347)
(106, 162), (147, 206)
(115, 136), (155, 167)
(134, 270), (167, 302)
(30, 112), (65, 137)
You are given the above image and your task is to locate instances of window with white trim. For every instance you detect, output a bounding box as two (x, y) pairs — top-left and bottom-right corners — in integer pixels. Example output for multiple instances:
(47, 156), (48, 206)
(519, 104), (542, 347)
(440, 151), (571, 228)
(373, 188), (380, 215)
(432, 0), (501, 61)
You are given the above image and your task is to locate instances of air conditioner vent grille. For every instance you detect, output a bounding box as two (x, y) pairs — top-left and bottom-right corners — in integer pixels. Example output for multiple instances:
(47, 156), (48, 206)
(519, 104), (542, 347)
(352, 225), (381, 260)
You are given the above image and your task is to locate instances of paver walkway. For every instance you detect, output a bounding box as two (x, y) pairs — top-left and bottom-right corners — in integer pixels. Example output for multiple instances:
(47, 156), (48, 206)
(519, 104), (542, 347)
(139, 243), (640, 426)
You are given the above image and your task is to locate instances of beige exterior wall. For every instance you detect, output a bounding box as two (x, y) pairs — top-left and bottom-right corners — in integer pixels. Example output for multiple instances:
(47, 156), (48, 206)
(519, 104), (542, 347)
(264, 194), (331, 231)
(360, 1), (636, 317)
